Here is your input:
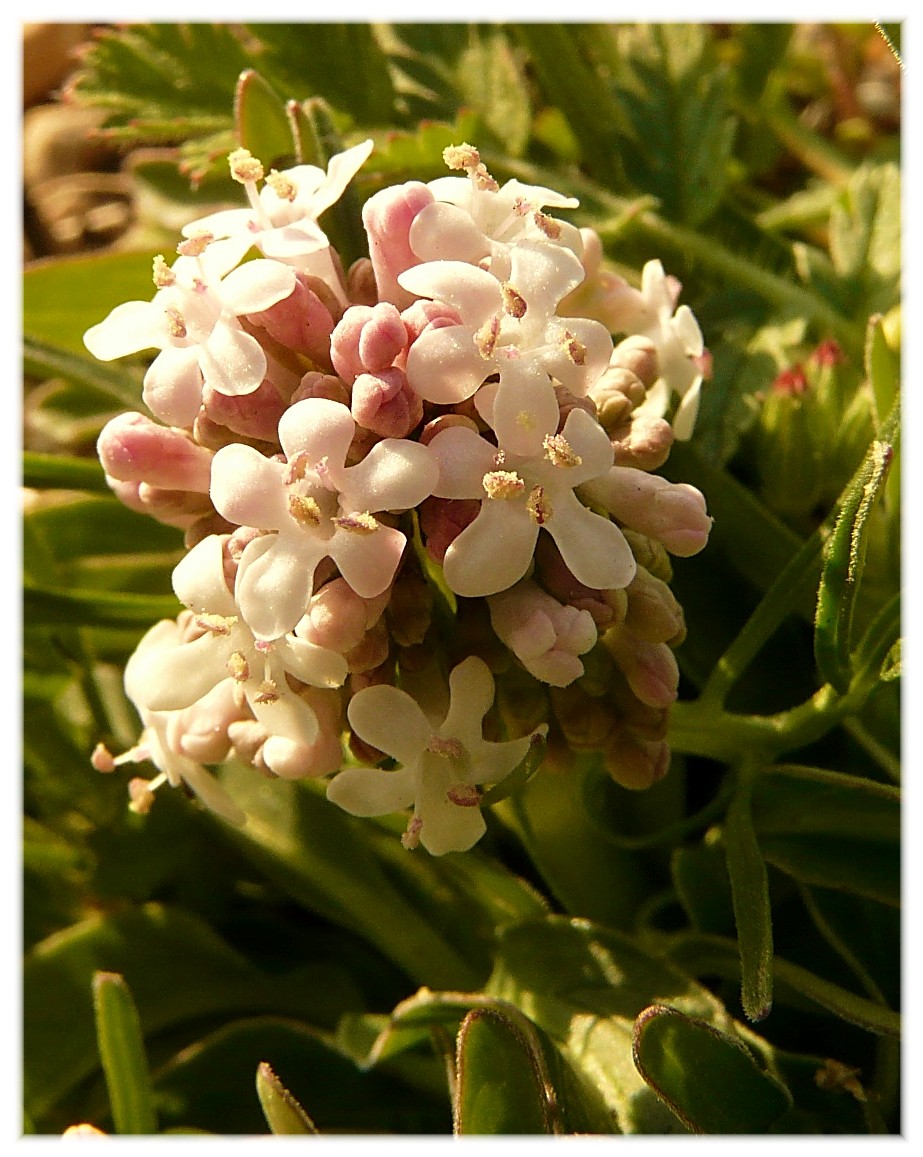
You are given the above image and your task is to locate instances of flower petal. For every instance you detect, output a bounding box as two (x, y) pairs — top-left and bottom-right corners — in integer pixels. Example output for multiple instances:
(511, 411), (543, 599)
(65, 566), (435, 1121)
(347, 683), (431, 766)
(198, 318), (266, 397)
(443, 498), (537, 597)
(141, 346), (204, 427)
(491, 359), (559, 457)
(327, 523), (406, 599)
(340, 438), (438, 513)
(546, 490), (637, 591)
(84, 300), (166, 361)
(129, 632), (228, 712)
(172, 534), (237, 615)
(399, 261), (501, 328)
(409, 201), (491, 264)
(429, 426), (498, 499)
(220, 260), (297, 315)
(210, 443), (289, 530)
(404, 325), (487, 405)
(237, 533), (324, 641)
(439, 656), (495, 741)
(275, 635), (348, 690)
(326, 765), (415, 817)
(246, 682), (320, 746)
(278, 398), (355, 474)
(415, 757), (486, 855)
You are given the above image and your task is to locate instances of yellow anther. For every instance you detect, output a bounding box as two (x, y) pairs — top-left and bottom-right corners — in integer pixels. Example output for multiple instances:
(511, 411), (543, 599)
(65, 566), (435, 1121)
(526, 484), (552, 525)
(562, 329), (587, 365)
(229, 147), (264, 184)
(227, 651), (250, 682)
(543, 433), (583, 468)
(266, 169), (297, 202)
(475, 314), (501, 359)
(196, 613), (237, 635)
(253, 679), (280, 704)
(483, 470), (525, 500)
(427, 735), (464, 758)
(176, 232), (214, 257)
(152, 254), (175, 288)
(502, 283), (527, 319)
(288, 493), (322, 527)
(165, 305), (187, 339)
(333, 511), (380, 535)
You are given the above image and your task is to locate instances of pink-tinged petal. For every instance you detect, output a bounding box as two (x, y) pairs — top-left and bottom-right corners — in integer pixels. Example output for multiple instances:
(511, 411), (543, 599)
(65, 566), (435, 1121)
(210, 443), (289, 530)
(130, 632), (228, 712)
(556, 406), (615, 487)
(199, 319), (267, 398)
(236, 533), (324, 641)
(84, 300), (166, 360)
(491, 361), (559, 457)
(278, 398), (356, 475)
(141, 346), (203, 427)
(362, 180), (435, 309)
(671, 377), (703, 442)
(426, 176), (475, 209)
(246, 684), (320, 746)
(509, 240), (584, 318)
(399, 261), (500, 328)
(405, 325), (487, 405)
(97, 412), (213, 491)
(341, 438), (438, 513)
(440, 656), (494, 741)
(674, 304), (704, 356)
(429, 426), (498, 499)
(259, 222), (329, 260)
(327, 523), (406, 599)
(181, 206), (254, 240)
(409, 201), (491, 264)
(275, 635), (348, 690)
(308, 139), (374, 215)
(547, 490), (637, 591)
(198, 235), (260, 280)
(326, 765), (416, 817)
(178, 762), (246, 826)
(220, 260), (297, 315)
(503, 177), (579, 211)
(543, 318), (614, 396)
(415, 758), (486, 855)
(171, 534), (237, 615)
(443, 499), (538, 597)
(347, 683), (431, 765)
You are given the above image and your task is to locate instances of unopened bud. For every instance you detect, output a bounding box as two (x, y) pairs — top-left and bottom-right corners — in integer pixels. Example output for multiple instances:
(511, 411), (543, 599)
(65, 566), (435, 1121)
(624, 566), (685, 644)
(603, 726), (671, 790)
(610, 415), (674, 471)
(610, 335), (659, 389)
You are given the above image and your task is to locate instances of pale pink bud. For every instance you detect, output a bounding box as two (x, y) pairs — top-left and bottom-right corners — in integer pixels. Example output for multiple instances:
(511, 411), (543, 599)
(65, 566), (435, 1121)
(104, 475), (211, 529)
(261, 688), (344, 779)
(202, 378), (288, 443)
(489, 580), (597, 688)
(610, 415), (674, 471)
(351, 367), (423, 438)
(362, 180), (436, 308)
(290, 371), (351, 407)
(603, 725), (670, 790)
(611, 335), (659, 389)
(533, 536), (615, 627)
(331, 302), (409, 383)
(228, 719), (269, 765)
(245, 273), (336, 370)
(97, 412), (213, 492)
(584, 469), (711, 557)
(398, 299), (462, 349)
(605, 628), (679, 709)
(300, 578), (377, 654)
(168, 681), (244, 764)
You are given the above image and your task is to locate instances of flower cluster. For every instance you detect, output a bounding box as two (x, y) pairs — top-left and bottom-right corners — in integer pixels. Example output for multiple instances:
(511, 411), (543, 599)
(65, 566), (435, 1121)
(86, 141), (711, 855)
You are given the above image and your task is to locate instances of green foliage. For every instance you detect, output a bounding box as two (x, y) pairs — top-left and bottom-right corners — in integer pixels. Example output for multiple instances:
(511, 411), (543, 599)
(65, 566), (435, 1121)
(24, 20), (900, 1138)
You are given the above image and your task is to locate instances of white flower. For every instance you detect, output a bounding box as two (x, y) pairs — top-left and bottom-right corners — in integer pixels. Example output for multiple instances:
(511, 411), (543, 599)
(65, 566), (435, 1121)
(209, 398), (438, 641)
(400, 240), (612, 457)
(183, 140), (374, 280)
(128, 535), (348, 772)
(614, 260), (706, 441)
(83, 240), (296, 426)
(426, 405), (636, 597)
(488, 579), (597, 687)
(326, 656), (534, 854)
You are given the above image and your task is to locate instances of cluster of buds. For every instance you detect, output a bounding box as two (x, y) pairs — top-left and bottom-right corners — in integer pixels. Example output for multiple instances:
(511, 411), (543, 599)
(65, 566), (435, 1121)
(85, 141), (711, 855)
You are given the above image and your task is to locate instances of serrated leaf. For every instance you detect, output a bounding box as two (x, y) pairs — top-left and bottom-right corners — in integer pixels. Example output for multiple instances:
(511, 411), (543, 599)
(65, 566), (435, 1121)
(457, 28), (530, 157)
(750, 765), (900, 906)
(92, 972), (159, 1135)
(828, 164), (900, 316)
(609, 24), (736, 225)
(454, 1008), (556, 1134)
(256, 1062), (318, 1135)
(632, 1005), (792, 1133)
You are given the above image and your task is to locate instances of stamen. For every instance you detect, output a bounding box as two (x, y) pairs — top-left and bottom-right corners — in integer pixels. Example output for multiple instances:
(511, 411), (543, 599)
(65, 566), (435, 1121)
(532, 210), (562, 240)
(253, 680), (279, 704)
(401, 815), (423, 850)
(288, 493), (323, 527)
(501, 283), (527, 319)
(333, 511), (380, 535)
(266, 169), (298, 201)
(483, 470), (525, 500)
(152, 255), (175, 288)
(165, 305), (187, 340)
(128, 776), (160, 815)
(427, 735), (464, 758)
(446, 783), (480, 807)
(443, 143), (481, 171)
(91, 743), (117, 773)
(561, 329), (587, 366)
(229, 147), (265, 185)
(543, 433), (583, 468)
(282, 450), (311, 485)
(227, 651), (250, 682)
(475, 314), (501, 358)
(176, 232), (214, 257)
(527, 485), (552, 525)
(196, 613), (237, 635)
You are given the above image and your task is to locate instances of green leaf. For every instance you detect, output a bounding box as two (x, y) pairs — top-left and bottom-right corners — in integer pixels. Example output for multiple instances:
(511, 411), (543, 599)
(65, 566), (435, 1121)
(256, 1062), (318, 1135)
(609, 24), (736, 225)
(486, 916), (731, 1133)
(24, 903), (331, 1121)
(25, 251), (159, 356)
(23, 452), (109, 493)
(24, 336), (143, 410)
(24, 585), (181, 630)
(828, 164), (900, 316)
(632, 1005), (792, 1133)
(865, 312), (900, 433)
(456, 27), (530, 157)
(671, 837), (736, 937)
(234, 69), (295, 168)
(750, 765), (900, 906)
(723, 770), (774, 1022)
(454, 1008), (556, 1134)
(814, 433), (896, 693)
(92, 972), (159, 1135)
(880, 638), (901, 682)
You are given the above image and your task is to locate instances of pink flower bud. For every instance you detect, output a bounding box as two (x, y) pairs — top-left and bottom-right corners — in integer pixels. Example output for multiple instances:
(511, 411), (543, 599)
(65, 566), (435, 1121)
(605, 627), (679, 709)
(104, 475), (211, 529)
(244, 272), (337, 370)
(331, 302), (409, 383)
(168, 681), (245, 764)
(610, 415), (674, 471)
(299, 578), (379, 655)
(351, 367), (423, 438)
(290, 371), (351, 407)
(97, 412), (213, 492)
(489, 580), (597, 688)
(202, 378), (288, 442)
(603, 726), (670, 790)
(399, 299), (462, 349)
(582, 468), (711, 557)
(260, 688), (344, 780)
(419, 496), (480, 563)
(362, 180), (435, 308)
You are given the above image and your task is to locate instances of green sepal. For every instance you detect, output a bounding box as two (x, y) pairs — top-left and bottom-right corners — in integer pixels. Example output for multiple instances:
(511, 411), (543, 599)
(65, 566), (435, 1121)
(234, 69), (296, 168)
(256, 1062), (319, 1134)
